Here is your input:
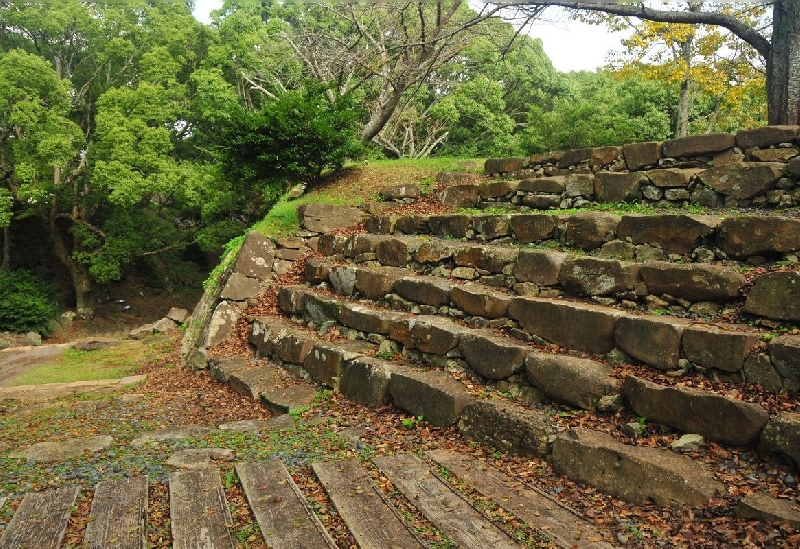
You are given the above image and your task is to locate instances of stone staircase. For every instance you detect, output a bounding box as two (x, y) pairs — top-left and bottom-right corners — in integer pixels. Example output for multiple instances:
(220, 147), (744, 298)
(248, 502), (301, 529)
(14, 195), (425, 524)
(0, 449), (612, 548)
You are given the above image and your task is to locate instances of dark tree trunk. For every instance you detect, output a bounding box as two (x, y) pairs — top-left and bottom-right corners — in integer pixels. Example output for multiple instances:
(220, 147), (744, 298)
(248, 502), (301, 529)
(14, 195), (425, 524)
(767, 1), (800, 125)
(47, 217), (94, 320)
(1, 225), (8, 270)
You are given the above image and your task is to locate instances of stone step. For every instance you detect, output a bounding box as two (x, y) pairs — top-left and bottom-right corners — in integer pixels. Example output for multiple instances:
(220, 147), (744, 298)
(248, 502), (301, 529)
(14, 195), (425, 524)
(300, 258), (798, 393)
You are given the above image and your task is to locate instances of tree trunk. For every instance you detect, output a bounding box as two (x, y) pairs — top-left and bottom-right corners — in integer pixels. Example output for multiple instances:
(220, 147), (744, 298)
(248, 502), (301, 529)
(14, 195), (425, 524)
(767, 1), (800, 125)
(674, 35), (694, 138)
(47, 217), (94, 320)
(1, 225), (8, 270)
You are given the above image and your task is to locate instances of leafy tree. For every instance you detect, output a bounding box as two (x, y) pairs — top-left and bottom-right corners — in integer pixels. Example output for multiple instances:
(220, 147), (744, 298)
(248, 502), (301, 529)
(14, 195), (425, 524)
(222, 82), (364, 188)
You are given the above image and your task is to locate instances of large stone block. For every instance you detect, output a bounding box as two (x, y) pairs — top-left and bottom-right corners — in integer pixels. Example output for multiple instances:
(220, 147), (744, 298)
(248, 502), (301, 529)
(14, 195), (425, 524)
(485, 157), (526, 175)
(478, 180), (519, 199)
(645, 168), (701, 188)
(590, 146), (621, 167)
(317, 234), (347, 256)
(394, 275), (452, 307)
(616, 315), (688, 370)
(744, 272), (800, 322)
(276, 285), (308, 315)
(663, 133), (735, 157)
(458, 400), (550, 458)
(640, 262), (744, 302)
(415, 240), (467, 263)
(472, 215), (511, 240)
(303, 340), (373, 388)
(363, 215), (396, 235)
(594, 172), (647, 203)
(551, 427), (724, 508)
(617, 214), (719, 255)
(206, 301), (242, 348)
(696, 162), (785, 199)
(736, 125), (800, 150)
(557, 148), (592, 168)
(329, 265), (357, 296)
(508, 297), (624, 355)
(450, 282), (512, 319)
(395, 215), (430, 235)
(428, 214), (472, 239)
(389, 369), (474, 427)
(338, 303), (408, 335)
(459, 331), (528, 379)
(304, 292), (342, 324)
(298, 203), (365, 233)
(768, 334), (800, 384)
(344, 234), (392, 258)
(623, 375), (769, 446)
(758, 412), (800, 470)
(682, 326), (759, 373)
(380, 184), (421, 201)
(233, 232), (275, 280)
(525, 353), (616, 410)
(248, 317), (295, 357)
(719, 216), (800, 258)
(220, 272), (262, 302)
(558, 257), (639, 297)
(790, 156), (800, 177)
(622, 141), (662, 171)
(340, 357), (398, 407)
(354, 266), (407, 299)
(509, 214), (557, 244)
(453, 245), (519, 274)
(564, 173), (595, 197)
(304, 257), (330, 285)
(440, 184), (481, 209)
(376, 237), (421, 267)
(519, 176), (566, 193)
(389, 315), (468, 355)
(513, 249), (566, 286)
(562, 212), (621, 250)
(736, 492), (800, 527)
(273, 329), (315, 364)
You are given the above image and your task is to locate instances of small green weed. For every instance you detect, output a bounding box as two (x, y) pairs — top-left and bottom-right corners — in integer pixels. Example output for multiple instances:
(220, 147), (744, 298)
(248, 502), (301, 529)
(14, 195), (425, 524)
(401, 415), (423, 429)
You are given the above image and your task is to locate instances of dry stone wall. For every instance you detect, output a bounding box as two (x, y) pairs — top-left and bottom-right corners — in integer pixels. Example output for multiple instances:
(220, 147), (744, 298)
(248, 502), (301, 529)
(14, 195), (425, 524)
(474, 126), (800, 211)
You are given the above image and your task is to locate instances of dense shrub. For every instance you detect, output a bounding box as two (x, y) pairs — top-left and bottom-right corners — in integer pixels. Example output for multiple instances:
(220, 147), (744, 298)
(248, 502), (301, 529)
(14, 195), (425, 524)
(0, 269), (60, 335)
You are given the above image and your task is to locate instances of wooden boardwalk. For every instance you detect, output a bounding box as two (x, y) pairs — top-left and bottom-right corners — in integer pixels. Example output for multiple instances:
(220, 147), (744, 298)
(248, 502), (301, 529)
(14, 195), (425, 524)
(0, 449), (613, 549)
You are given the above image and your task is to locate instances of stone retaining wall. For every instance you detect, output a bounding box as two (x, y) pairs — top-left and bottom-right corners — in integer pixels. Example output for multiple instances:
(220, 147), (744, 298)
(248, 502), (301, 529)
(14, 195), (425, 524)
(475, 126), (800, 211)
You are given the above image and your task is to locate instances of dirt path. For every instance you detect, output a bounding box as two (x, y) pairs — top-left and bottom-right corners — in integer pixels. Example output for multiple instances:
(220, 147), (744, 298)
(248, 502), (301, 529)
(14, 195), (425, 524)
(0, 344), (75, 387)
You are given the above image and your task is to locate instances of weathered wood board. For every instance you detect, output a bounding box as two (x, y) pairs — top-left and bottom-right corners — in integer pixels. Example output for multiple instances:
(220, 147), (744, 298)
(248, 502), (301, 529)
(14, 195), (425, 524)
(312, 459), (424, 549)
(84, 476), (148, 549)
(373, 453), (519, 548)
(169, 468), (236, 549)
(427, 448), (616, 548)
(236, 461), (336, 549)
(0, 485), (79, 549)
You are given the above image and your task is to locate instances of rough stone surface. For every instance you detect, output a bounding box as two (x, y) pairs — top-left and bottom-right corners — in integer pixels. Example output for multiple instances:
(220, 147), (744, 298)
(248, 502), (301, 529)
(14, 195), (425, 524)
(303, 340), (373, 389)
(623, 141), (663, 171)
(768, 334), (800, 383)
(454, 245), (519, 274)
(558, 257), (639, 296)
(458, 400), (551, 458)
(233, 232), (276, 280)
(459, 331), (528, 379)
(338, 303), (408, 335)
(376, 237), (420, 267)
(473, 214), (511, 240)
(304, 257), (330, 285)
(645, 168), (700, 188)
(389, 368), (473, 427)
(719, 216), (800, 258)
(304, 293), (342, 324)
(273, 329), (315, 365)
(509, 297), (624, 355)
(513, 249), (566, 286)
(758, 412), (800, 470)
(344, 234), (391, 258)
(379, 184), (421, 200)
(317, 233), (348, 256)
(563, 211), (621, 250)
(166, 448), (234, 470)
(389, 315), (468, 355)
(206, 301), (242, 348)
(276, 285), (308, 315)
(564, 174), (595, 197)
(415, 240), (467, 263)
(219, 415), (296, 432)
(13, 435), (113, 462)
(744, 272), (800, 322)
(670, 434), (704, 454)
(485, 157), (526, 175)
(616, 315), (688, 370)
(525, 353), (616, 409)
(394, 275), (452, 307)
(623, 376), (769, 446)
(509, 214), (557, 244)
(736, 125), (800, 150)
(789, 156), (800, 177)
(639, 262), (744, 302)
(594, 172), (647, 203)
(440, 184), (481, 209)
(697, 162), (785, 199)
(132, 426), (212, 447)
(478, 180), (518, 199)
(663, 133), (735, 157)
(340, 356), (398, 407)
(220, 272), (262, 301)
(450, 282), (512, 319)
(354, 266), (407, 299)
(329, 265), (357, 296)
(167, 308), (189, 324)
(558, 148), (592, 167)
(297, 203), (365, 233)
(743, 353), (785, 392)
(428, 214), (472, 239)
(551, 427), (724, 508)
(617, 214), (719, 255)
(519, 176), (566, 193)
(736, 492), (800, 527)
(682, 326), (759, 372)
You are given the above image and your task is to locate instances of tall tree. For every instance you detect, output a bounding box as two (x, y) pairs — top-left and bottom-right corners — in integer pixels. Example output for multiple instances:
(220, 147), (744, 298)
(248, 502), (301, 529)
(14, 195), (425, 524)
(503, 1), (800, 126)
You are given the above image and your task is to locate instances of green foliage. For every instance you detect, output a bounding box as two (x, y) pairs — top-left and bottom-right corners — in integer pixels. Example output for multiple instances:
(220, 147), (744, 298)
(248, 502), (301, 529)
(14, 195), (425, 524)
(222, 81), (364, 188)
(0, 270), (59, 335)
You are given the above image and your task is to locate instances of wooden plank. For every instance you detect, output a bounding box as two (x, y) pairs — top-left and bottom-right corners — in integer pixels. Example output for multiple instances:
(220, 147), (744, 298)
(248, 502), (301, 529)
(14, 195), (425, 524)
(169, 468), (236, 549)
(427, 449), (616, 549)
(236, 461), (336, 549)
(312, 459), (424, 549)
(0, 485), (79, 549)
(84, 476), (148, 549)
(373, 454), (519, 549)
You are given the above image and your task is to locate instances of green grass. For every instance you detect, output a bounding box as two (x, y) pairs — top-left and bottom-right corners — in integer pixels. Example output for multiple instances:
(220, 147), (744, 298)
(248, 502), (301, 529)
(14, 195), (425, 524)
(8, 341), (144, 386)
